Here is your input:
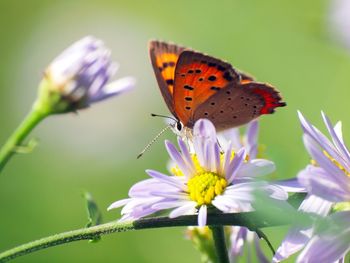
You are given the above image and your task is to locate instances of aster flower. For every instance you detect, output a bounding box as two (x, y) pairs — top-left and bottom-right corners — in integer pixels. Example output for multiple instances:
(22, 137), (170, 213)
(273, 194), (333, 262)
(36, 36), (135, 113)
(297, 210), (350, 262)
(298, 111), (350, 203)
(274, 111), (350, 262)
(108, 119), (287, 227)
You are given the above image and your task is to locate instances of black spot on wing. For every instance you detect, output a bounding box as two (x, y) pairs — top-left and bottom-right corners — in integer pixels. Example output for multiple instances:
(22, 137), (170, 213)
(166, 79), (174, 85)
(210, 86), (221, 91)
(208, 75), (217, 81)
(184, 85), (194, 91)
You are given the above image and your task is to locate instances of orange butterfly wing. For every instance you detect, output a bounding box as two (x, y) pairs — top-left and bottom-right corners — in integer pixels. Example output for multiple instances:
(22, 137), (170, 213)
(150, 41), (286, 130)
(173, 51), (240, 127)
(193, 82), (286, 130)
(149, 41), (186, 116)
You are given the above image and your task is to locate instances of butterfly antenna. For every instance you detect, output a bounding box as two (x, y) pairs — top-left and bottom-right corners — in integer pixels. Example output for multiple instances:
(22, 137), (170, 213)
(150, 113), (178, 122)
(137, 124), (172, 159)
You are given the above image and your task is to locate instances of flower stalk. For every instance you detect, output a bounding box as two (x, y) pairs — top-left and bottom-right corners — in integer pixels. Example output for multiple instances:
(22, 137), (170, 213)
(0, 210), (299, 262)
(210, 225), (230, 263)
(0, 106), (49, 172)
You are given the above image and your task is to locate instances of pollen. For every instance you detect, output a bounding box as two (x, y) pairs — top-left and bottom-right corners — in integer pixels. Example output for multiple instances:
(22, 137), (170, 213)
(171, 154), (206, 177)
(323, 151), (350, 177)
(187, 172), (227, 205)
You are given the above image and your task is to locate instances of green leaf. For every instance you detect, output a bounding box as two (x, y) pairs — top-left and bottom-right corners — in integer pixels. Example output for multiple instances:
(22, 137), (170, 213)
(13, 138), (38, 154)
(83, 192), (103, 242)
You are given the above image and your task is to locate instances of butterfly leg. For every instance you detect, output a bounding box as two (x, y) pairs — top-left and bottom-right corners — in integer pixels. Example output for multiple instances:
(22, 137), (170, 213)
(216, 138), (224, 154)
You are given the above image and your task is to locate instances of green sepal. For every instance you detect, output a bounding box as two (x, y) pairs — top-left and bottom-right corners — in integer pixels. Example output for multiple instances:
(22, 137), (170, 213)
(34, 78), (70, 115)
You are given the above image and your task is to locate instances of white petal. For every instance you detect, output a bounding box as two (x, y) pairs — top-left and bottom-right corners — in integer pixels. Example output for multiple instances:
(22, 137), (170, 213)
(152, 200), (190, 210)
(169, 202), (197, 218)
(236, 159), (275, 178)
(273, 178), (306, 193)
(298, 194), (333, 216)
(103, 76), (135, 94)
(107, 198), (131, 210)
(198, 205), (207, 227)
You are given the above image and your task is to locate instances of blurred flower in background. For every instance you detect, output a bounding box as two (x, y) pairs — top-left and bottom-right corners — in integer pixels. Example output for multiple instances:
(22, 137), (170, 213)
(328, 0), (350, 51)
(36, 36), (135, 114)
(274, 112), (350, 262)
(230, 226), (269, 263)
(273, 195), (332, 262)
(297, 112), (350, 262)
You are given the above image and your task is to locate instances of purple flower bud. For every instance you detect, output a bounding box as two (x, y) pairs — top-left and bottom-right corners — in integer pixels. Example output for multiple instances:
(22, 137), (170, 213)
(38, 36), (135, 113)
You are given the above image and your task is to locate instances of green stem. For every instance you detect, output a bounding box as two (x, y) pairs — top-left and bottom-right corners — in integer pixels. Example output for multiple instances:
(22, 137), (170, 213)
(210, 226), (229, 263)
(0, 211), (291, 262)
(0, 106), (48, 173)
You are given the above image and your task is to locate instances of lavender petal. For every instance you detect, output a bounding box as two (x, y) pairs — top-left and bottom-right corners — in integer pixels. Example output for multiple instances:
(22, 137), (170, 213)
(298, 165), (350, 202)
(246, 120), (259, 159)
(236, 159), (275, 178)
(225, 148), (246, 184)
(145, 170), (186, 190)
(321, 111), (350, 168)
(177, 137), (195, 173)
(303, 135), (348, 187)
(273, 178), (306, 193)
(165, 140), (192, 177)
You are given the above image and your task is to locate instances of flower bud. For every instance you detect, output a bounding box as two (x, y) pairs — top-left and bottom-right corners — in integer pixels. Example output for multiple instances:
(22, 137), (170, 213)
(35, 36), (135, 114)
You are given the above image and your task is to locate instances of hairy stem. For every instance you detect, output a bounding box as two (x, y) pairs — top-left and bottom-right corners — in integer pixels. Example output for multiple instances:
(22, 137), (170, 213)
(0, 107), (48, 173)
(0, 211), (292, 262)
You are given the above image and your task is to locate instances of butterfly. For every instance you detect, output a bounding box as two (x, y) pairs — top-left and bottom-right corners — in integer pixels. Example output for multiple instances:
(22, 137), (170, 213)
(149, 40), (286, 134)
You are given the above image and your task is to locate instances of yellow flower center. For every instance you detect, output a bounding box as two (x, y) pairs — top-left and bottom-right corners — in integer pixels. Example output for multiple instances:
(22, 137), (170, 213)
(333, 202), (350, 212)
(171, 154), (206, 177)
(171, 152), (238, 177)
(170, 152), (237, 206)
(187, 172), (227, 206)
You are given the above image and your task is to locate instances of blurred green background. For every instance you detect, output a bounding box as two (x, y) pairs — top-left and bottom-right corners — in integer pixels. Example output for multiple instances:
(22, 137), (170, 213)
(0, 0), (349, 262)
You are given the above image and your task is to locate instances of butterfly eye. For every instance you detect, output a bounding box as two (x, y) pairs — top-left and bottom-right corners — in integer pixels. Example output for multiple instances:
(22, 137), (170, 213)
(176, 121), (183, 131)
